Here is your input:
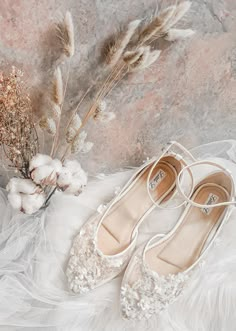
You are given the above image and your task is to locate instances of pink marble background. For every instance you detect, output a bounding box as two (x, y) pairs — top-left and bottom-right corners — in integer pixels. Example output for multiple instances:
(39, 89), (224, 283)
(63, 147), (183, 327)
(0, 0), (236, 178)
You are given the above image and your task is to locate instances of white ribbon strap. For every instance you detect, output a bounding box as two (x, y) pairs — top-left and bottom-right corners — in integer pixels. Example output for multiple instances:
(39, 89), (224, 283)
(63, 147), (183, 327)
(176, 160), (236, 208)
(146, 141), (196, 209)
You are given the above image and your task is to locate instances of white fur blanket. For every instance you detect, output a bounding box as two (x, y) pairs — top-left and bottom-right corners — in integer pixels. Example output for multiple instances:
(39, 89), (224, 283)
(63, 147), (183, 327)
(0, 140), (236, 331)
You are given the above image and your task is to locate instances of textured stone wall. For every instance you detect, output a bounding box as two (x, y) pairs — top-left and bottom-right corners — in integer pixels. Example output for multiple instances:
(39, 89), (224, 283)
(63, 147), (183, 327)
(0, 0), (236, 179)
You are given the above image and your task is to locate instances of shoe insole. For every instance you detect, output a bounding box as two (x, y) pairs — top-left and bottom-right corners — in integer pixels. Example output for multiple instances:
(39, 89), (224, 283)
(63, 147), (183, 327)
(97, 160), (178, 255)
(146, 184), (228, 276)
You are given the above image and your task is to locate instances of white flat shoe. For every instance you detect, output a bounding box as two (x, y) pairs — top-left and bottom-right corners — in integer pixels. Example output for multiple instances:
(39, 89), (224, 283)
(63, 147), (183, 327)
(120, 160), (236, 320)
(66, 142), (194, 294)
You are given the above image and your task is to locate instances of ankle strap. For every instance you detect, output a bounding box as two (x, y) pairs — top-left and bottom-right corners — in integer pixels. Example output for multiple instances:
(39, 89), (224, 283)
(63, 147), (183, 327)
(147, 141), (196, 209)
(176, 160), (236, 208)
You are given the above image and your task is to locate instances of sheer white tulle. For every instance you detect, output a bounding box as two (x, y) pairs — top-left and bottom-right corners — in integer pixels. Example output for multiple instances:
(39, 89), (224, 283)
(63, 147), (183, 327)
(1, 140), (236, 331)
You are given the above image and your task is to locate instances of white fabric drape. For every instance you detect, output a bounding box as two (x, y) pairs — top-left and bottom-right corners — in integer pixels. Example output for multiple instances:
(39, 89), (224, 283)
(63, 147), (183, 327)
(0, 140), (236, 331)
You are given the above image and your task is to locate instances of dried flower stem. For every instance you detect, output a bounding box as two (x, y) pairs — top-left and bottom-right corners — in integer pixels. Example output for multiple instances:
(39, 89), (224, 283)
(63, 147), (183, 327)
(60, 3), (193, 160)
(56, 11), (75, 58)
(61, 61), (127, 161)
(64, 86), (92, 133)
(106, 20), (141, 67)
(50, 60), (71, 157)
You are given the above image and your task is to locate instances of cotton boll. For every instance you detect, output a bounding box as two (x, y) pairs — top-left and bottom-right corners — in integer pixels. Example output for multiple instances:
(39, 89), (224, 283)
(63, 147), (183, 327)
(63, 167), (87, 195)
(30, 155), (62, 186)
(57, 168), (73, 189)
(7, 193), (22, 210)
(64, 179), (84, 196)
(29, 154), (52, 171)
(21, 193), (46, 215)
(73, 169), (88, 187)
(49, 159), (62, 174)
(60, 159), (87, 195)
(31, 165), (57, 185)
(63, 159), (82, 175)
(6, 178), (38, 194)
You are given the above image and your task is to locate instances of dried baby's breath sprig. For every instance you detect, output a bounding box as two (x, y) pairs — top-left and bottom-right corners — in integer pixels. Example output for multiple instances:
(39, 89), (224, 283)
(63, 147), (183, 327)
(52, 67), (63, 105)
(0, 67), (39, 177)
(56, 11), (75, 57)
(105, 19), (141, 67)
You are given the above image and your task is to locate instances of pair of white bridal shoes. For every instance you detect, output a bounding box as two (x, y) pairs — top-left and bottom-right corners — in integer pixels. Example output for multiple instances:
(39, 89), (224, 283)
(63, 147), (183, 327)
(66, 141), (236, 320)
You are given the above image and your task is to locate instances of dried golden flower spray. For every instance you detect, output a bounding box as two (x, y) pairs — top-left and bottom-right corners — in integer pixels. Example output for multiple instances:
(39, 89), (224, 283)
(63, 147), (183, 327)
(0, 67), (38, 177)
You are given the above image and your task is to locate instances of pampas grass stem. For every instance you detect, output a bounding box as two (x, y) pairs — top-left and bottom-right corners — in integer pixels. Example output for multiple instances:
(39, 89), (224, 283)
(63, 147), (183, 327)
(56, 11), (75, 57)
(53, 67), (63, 105)
(138, 5), (176, 44)
(51, 60), (71, 157)
(107, 20), (141, 67)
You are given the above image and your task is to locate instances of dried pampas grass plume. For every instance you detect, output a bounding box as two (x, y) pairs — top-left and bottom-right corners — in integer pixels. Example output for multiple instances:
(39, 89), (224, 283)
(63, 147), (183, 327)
(39, 117), (56, 135)
(142, 49), (161, 69)
(71, 130), (93, 154)
(93, 100), (116, 123)
(66, 114), (82, 143)
(95, 100), (107, 113)
(138, 6), (176, 44)
(165, 1), (192, 30)
(95, 111), (116, 123)
(56, 11), (75, 57)
(52, 67), (63, 105)
(138, 1), (192, 44)
(128, 46), (157, 71)
(165, 28), (195, 41)
(123, 49), (144, 65)
(60, 3), (195, 161)
(70, 114), (82, 130)
(50, 103), (61, 119)
(105, 19), (141, 67)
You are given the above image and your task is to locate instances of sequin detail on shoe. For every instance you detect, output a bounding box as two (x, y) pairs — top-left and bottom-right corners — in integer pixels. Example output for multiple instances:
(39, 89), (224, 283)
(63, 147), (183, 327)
(67, 217), (135, 294)
(120, 252), (189, 320)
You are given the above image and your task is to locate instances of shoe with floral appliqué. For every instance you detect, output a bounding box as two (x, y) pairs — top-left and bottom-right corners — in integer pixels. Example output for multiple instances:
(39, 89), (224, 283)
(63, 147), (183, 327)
(66, 142), (195, 294)
(121, 159), (236, 320)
